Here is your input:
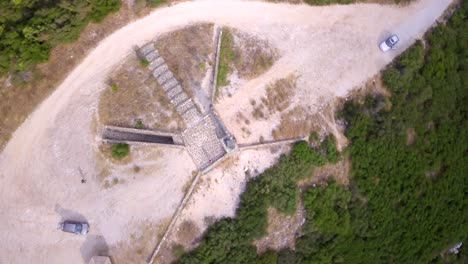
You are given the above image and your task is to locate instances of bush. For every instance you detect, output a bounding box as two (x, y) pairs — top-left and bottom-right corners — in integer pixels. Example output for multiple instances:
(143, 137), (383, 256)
(140, 58), (150, 67)
(111, 143), (130, 159)
(134, 119), (144, 129)
(111, 84), (119, 92)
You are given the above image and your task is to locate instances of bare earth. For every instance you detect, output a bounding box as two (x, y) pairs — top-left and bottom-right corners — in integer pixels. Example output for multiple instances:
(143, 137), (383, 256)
(0, 0), (452, 263)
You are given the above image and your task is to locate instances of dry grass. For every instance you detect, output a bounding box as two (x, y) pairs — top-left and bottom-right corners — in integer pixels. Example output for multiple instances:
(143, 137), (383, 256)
(254, 205), (305, 254)
(109, 218), (171, 264)
(155, 24), (214, 100)
(272, 106), (321, 140)
(231, 30), (278, 80)
(174, 220), (200, 249)
(252, 75), (297, 120)
(272, 98), (349, 152)
(215, 155), (240, 171)
(98, 54), (183, 132)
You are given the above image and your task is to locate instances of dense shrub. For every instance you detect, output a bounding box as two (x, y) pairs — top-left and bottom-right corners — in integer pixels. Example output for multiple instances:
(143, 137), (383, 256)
(111, 143), (130, 159)
(0, 0), (120, 75)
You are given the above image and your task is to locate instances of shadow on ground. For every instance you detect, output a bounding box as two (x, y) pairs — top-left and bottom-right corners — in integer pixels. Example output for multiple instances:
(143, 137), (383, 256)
(54, 204), (88, 222)
(80, 235), (110, 263)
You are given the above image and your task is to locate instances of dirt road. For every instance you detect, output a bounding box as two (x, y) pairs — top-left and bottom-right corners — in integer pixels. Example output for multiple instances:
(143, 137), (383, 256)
(0, 0), (452, 263)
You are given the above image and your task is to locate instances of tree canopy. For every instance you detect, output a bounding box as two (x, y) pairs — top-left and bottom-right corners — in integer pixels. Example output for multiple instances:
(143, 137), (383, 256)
(0, 0), (120, 74)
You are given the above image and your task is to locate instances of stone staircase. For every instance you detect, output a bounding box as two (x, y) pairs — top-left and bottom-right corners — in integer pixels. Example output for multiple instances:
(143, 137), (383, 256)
(139, 43), (229, 170)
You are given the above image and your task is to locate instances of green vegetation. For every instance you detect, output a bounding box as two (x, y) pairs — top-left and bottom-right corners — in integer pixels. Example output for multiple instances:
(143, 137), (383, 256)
(179, 139), (340, 263)
(147, 0), (167, 7)
(111, 84), (119, 92)
(134, 119), (145, 129)
(0, 0), (120, 75)
(140, 58), (150, 67)
(177, 3), (467, 264)
(111, 143), (130, 159)
(216, 29), (235, 91)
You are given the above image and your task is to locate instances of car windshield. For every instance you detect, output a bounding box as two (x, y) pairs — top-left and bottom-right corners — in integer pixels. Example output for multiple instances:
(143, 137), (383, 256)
(76, 224), (82, 232)
(385, 38), (395, 47)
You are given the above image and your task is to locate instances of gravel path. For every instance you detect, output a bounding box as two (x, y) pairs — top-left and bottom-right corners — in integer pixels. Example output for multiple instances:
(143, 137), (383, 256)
(0, 0), (452, 263)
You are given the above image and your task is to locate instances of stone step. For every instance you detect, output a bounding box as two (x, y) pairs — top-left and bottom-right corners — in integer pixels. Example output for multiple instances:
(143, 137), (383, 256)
(144, 50), (160, 62)
(166, 85), (184, 99)
(162, 78), (179, 91)
(182, 108), (202, 127)
(152, 65), (169, 78)
(157, 71), (174, 86)
(148, 57), (165, 71)
(171, 92), (189, 107)
(140, 43), (155, 55)
(176, 99), (195, 115)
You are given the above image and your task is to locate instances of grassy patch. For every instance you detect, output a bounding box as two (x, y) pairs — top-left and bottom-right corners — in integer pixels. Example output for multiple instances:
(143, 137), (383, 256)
(140, 58), (150, 67)
(251, 75), (297, 120)
(111, 143), (130, 159)
(134, 119), (145, 129)
(216, 29), (235, 90)
(111, 84), (119, 92)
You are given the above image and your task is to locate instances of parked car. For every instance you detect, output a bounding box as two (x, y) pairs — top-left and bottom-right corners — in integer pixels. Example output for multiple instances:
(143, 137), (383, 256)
(60, 220), (89, 235)
(380, 34), (399, 52)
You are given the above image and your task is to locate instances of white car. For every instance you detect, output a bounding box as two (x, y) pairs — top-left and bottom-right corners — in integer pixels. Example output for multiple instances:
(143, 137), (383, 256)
(379, 35), (399, 52)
